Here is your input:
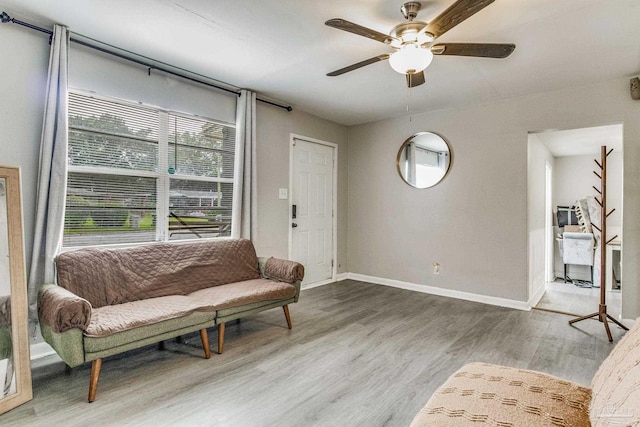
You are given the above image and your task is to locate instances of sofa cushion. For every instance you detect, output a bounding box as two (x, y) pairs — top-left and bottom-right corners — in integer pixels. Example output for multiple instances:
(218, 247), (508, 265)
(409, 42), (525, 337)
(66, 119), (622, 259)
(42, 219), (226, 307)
(188, 279), (297, 311)
(83, 311), (214, 354)
(590, 320), (640, 427)
(410, 362), (591, 427)
(56, 239), (261, 307)
(84, 295), (212, 337)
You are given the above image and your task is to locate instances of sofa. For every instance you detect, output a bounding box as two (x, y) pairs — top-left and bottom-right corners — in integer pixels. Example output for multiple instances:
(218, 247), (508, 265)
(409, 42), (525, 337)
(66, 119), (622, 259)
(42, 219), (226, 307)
(38, 238), (304, 402)
(411, 319), (640, 427)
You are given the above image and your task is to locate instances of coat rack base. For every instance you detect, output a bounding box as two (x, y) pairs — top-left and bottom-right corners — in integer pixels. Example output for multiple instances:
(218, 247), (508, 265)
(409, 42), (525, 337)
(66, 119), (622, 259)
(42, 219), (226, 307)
(569, 304), (628, 342)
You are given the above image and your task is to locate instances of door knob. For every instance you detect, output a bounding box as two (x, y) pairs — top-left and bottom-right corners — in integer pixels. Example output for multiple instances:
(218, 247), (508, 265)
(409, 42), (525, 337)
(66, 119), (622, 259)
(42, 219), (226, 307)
(292, 223), (298, 228)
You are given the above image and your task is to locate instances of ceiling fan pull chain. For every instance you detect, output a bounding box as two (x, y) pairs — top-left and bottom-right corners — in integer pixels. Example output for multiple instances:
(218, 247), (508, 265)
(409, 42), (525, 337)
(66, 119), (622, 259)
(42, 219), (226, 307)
(406, 79), (413, 116)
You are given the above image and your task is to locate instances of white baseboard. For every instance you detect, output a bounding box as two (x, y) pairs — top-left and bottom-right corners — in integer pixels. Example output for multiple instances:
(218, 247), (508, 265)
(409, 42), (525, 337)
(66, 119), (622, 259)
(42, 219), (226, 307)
(30, 341), (57, 360)
(301, 278), (334, 290)
(347, 273), (531, 311)
(528, 284), (547, 308)
(301, 272), (349, 290)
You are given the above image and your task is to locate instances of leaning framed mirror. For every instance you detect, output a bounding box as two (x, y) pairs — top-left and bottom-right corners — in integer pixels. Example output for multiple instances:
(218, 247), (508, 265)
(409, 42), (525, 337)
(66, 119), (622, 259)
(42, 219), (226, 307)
(0, 166), (32, 414)
(397, 132), (452, 189)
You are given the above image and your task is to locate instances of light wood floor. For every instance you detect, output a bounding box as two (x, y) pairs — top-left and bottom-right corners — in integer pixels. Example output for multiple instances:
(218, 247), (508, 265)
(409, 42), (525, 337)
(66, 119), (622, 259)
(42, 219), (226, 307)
(1, 280), (627, 426)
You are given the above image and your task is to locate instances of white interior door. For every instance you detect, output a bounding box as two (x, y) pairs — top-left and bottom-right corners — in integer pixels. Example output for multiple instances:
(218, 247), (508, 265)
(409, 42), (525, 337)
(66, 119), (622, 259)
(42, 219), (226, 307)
(290, 137), (335, 285)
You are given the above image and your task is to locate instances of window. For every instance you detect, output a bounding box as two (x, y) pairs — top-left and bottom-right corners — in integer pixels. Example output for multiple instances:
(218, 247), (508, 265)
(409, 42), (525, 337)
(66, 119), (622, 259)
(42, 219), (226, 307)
(64, 91), (236, 247)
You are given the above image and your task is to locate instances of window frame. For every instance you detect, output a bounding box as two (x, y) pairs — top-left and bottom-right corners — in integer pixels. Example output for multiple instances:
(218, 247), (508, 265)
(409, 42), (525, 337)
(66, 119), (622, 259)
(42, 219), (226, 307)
(63, 89), (237, 250)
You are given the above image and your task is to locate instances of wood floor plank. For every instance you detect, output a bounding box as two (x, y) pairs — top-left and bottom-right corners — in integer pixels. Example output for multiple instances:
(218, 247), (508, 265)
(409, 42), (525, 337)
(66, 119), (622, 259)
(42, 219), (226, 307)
(0, 280), (625, 426)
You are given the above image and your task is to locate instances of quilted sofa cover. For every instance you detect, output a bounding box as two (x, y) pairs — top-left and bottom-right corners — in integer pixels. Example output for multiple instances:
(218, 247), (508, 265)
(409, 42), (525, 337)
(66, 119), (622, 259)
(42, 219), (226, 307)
(55, 239), (262, 307)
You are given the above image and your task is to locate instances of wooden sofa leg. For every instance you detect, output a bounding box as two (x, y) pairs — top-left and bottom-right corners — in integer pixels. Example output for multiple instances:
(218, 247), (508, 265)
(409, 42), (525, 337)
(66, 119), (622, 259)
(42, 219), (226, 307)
(218, 323), (225, 354)
(200, 329), (211, 359)
(88, 358), (102, 403)
(283, 305), (292, 329)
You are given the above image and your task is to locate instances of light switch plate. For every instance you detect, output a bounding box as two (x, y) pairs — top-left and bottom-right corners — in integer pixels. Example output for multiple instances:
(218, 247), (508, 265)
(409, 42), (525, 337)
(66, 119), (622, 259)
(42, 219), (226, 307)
(278, 188), (288, 199)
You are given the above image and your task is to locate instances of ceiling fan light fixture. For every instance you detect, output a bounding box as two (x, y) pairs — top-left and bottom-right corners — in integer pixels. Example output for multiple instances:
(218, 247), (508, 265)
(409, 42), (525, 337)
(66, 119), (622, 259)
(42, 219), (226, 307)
(416, 30), (434, 45)
(389, 44), (433, 75)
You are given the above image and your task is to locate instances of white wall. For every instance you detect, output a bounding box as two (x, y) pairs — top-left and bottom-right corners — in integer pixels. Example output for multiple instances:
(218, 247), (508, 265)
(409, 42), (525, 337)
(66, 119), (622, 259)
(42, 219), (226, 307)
(0, 25), (49, 277)
(69, 46), (237, 124)
(255, 104), (348, 271)
(0, 182), (10, 296)
(0, 26), (349, 319)
(552, 152), (623, 282)
(554, 153), (623, 228)
(528, 134), (554, 303)
(347, 77), (640, 319)
(71, 46), (350, 268)
(349, 116), (529, 302)
(3, 21), (640, 322)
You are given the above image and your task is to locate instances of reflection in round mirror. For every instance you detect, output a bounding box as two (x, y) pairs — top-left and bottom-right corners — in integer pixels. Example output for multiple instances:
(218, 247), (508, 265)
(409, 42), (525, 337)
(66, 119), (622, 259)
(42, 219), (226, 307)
(397, 132), (452, 189)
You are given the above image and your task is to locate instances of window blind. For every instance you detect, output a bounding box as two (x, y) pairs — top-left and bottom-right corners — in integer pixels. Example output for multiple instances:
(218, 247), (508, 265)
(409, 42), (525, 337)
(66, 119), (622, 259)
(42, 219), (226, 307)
(64, 91), (236, 247)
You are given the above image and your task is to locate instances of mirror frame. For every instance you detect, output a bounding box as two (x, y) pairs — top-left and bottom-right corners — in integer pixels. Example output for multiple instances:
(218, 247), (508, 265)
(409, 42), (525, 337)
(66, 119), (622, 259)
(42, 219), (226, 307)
(396, 132), (453, 189)
(0, 166), (32, 414)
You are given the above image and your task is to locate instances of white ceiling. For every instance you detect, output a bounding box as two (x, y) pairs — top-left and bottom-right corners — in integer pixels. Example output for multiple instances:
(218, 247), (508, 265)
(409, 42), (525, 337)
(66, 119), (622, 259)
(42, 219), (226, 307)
(534, 124), (623, 157)
(1, 0), (639, 126)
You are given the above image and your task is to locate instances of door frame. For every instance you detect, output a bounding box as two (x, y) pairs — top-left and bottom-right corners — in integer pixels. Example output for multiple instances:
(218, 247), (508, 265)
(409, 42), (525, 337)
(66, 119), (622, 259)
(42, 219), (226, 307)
(288, 133), (338, 287)
(545, 161), (553, 283)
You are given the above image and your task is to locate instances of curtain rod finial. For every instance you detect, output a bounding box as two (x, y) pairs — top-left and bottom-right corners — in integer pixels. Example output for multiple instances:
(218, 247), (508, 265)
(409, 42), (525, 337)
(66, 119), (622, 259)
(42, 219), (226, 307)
(1, 12), (12, 23)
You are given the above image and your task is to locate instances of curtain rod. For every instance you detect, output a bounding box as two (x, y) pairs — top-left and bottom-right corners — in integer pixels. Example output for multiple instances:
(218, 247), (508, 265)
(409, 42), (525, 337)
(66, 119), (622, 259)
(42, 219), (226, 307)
(0, 11), (293, 112)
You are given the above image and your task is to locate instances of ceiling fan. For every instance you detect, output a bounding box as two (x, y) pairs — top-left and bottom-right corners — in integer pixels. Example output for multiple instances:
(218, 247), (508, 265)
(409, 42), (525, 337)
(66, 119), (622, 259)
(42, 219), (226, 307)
(325, 0), (515, 87)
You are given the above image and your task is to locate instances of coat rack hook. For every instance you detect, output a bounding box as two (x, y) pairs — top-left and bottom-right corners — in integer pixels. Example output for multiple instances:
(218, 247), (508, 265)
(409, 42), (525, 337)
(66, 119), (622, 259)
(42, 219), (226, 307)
(606, 235), (618, 245)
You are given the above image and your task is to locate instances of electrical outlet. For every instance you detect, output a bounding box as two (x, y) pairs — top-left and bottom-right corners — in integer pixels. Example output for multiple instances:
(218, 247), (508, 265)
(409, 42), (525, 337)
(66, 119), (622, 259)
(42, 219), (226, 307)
(433, 262), (440, 275)
(278, 188), (288, 199)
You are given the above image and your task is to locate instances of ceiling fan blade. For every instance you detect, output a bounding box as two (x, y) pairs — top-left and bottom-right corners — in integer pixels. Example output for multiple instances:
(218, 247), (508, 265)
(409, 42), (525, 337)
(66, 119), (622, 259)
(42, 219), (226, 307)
(327, 54), (390, 77)
(424, 0), (495, 39)
(431, 43), (515, 58)
(325, 18), (396, 44)
(406, 71), (425, 88)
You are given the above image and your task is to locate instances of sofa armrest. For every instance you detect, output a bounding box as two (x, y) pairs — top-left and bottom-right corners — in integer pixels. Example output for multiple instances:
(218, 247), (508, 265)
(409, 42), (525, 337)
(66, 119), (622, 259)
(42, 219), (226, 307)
(261, 257), (304, 284)
(38, 284), (92, 333)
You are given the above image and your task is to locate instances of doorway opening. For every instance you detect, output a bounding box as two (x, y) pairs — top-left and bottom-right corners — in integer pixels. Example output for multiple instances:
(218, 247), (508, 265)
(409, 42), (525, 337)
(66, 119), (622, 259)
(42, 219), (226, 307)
(527, 124), (623, 317)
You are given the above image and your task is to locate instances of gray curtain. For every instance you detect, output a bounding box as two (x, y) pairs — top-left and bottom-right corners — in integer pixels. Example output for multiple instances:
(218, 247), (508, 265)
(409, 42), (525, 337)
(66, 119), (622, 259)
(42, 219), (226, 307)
(231, 90), (257, 240)
(27, 25), (70, 325)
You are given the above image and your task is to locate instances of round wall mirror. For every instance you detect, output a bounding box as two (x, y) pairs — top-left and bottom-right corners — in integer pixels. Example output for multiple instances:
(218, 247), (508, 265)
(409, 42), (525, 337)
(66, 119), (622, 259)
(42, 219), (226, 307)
(396, 132), (452, 189)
